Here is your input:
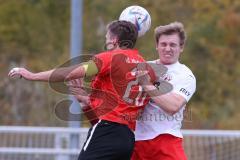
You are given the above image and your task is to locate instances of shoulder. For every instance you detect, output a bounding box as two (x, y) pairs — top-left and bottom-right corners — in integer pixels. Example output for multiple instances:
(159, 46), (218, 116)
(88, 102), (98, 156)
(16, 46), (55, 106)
(177, 63), (196, 81)
(95, 50), (113, 57)
(93, 51), (115, 63)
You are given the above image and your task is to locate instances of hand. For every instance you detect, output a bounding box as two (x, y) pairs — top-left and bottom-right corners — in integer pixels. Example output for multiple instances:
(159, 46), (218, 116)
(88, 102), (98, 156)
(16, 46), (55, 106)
(136, 70), (151, 85)
(136, 63), (151, 85)
(8, 68), (34, 80)
(67, 79), (87, 96)
(67, 79), (90, 107)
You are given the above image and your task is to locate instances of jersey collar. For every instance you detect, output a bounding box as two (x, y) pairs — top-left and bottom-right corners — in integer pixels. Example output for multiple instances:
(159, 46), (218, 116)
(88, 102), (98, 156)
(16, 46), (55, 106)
(156, 59), (180, 69)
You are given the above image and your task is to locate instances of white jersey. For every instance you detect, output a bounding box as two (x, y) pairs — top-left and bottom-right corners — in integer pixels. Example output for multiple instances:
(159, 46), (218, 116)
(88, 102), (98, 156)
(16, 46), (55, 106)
(135, 61), (196, 140)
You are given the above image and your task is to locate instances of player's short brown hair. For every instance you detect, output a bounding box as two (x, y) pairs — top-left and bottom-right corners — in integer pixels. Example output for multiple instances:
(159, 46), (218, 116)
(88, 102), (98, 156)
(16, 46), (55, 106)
(154, 22), (186, 47)
(107, 20), (138, 49)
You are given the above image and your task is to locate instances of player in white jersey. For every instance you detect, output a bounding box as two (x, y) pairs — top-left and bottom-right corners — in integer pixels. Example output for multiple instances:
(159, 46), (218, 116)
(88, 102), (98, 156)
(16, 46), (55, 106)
(131, 22), (196, 160)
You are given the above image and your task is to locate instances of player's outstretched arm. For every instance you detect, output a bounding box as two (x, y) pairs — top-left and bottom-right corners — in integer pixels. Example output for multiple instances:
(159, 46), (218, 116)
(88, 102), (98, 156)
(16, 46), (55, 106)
(8, 60), (98, 82)
(8, 65), (85, 82)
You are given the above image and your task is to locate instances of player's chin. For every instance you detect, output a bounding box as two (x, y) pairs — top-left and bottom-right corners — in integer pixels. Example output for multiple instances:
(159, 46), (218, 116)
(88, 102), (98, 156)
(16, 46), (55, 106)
(161, 59), (174, 65)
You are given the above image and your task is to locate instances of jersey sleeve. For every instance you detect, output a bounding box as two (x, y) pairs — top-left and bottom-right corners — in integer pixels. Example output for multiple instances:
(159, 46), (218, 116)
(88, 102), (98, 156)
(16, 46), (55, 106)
(82, 60), (99, 77)
(171, 74), (196, 102)
(92, 52), (112, 76)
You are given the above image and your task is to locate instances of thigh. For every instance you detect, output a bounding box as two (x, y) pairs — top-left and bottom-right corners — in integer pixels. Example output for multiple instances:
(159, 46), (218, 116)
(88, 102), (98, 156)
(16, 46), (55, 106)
(156, 134), (187, 160)
(78, 121), (135, 160)
(131, 140), (152, 160)
(132, 134), (187, 160)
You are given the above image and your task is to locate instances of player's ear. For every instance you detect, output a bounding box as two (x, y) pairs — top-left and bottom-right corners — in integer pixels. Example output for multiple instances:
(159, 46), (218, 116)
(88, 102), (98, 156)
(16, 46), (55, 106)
(113, 37), (118, 45)
(180, 45), (184, 53)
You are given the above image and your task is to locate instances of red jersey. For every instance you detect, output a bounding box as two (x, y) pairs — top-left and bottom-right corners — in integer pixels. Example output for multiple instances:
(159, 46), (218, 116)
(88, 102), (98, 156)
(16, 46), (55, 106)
(89, 49), (155, 129)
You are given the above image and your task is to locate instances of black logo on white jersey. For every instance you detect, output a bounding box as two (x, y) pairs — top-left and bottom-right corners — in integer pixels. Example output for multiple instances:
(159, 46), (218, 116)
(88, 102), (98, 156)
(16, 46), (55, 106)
(180, 88), (191, 96)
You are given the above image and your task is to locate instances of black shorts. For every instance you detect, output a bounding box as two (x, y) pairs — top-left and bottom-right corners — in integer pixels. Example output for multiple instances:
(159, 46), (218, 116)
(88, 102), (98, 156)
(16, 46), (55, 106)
(78, 120), (135, 160)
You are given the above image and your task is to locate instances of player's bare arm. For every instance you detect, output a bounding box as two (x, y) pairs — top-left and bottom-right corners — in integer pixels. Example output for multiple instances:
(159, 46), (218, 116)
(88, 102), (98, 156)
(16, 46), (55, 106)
(137, 72), (186, 115)
(8, 60), (98, 82)
(145, 86), (186, 115)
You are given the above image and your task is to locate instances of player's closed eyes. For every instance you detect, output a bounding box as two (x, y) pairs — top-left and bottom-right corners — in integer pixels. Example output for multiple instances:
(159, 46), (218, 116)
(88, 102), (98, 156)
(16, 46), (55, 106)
(170, 43), (178, 48)
(160, 43), (178, 48)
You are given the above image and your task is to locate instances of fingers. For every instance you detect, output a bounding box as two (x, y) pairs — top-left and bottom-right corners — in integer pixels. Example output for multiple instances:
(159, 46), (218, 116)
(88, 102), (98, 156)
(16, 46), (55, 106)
(70, 87), (88, 96)
(69, 88), (80, 95)
(137, 62), (147, 71)
(8, 68), (22, 79)
(136, 70), (149, 77)
(75, 78), (84, 87)
(66, 79), (83, 88)
(8, 67), (19, 76)
(67, 78), (88, 96)
(66, 83), (82, 88)
(67, 78), (83, 86)
(136, 70), (151, 85)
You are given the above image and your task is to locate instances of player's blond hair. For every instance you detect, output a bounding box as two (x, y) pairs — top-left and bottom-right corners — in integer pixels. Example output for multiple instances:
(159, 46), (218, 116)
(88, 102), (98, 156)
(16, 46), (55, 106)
(154, 22), (186, 47)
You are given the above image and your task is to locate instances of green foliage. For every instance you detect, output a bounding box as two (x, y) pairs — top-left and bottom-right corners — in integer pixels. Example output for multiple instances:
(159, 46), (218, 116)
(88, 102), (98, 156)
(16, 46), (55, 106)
(184, 0), (240, 129)
(0, 0), (70, 69)
(0, 0), (70, 126)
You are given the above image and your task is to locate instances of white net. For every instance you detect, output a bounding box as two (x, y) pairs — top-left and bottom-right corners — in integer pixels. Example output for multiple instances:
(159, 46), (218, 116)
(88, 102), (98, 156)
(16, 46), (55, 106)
(183, 130), (240, 160)
(0, 126), (88, 160)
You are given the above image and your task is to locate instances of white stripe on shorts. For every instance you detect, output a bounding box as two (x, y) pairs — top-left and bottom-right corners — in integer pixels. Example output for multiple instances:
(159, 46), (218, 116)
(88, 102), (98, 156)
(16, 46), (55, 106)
(83, 120), (101, 151)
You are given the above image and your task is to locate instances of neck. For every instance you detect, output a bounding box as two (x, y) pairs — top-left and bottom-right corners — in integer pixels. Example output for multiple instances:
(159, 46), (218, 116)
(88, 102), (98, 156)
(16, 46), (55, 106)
(158, 59), (178, 65)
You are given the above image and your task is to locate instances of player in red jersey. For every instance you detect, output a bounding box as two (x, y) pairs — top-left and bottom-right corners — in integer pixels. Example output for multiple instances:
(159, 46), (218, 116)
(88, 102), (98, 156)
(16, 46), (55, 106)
(8, 20), (156, 160)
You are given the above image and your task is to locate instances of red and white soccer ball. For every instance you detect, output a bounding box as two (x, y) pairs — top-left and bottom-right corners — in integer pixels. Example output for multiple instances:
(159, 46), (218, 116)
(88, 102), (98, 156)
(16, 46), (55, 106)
(119, 5), (151, 37)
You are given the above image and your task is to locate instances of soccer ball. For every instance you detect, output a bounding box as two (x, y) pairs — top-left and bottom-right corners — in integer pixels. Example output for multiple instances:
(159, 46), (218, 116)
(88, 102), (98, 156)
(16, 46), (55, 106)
(119, 5), (151, 37)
